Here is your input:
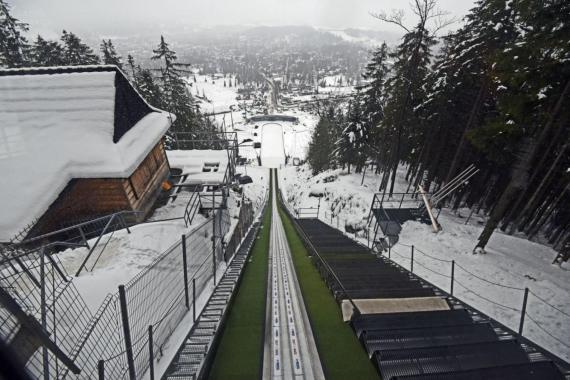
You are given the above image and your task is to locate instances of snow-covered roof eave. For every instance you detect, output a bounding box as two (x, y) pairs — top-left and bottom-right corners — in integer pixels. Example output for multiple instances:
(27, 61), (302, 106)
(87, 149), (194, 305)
(88, 110), (175, 178)
(0, 65), (177, 242)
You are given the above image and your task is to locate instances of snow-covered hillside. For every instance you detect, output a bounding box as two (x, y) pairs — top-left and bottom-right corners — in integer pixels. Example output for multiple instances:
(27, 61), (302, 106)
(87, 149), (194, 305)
(279, 164), (570, 362)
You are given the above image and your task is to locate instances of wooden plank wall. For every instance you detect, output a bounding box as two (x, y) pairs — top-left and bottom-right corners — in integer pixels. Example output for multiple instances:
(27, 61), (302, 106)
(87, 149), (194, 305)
(29, 141), (170, 237)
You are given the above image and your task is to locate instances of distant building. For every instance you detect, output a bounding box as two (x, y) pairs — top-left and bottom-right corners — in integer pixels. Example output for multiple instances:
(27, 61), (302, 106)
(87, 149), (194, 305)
(247, 114), (299, 124)
(0, 65), (175, 243)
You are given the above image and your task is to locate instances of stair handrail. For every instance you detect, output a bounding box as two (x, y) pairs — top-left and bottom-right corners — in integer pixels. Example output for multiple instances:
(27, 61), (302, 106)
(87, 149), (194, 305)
(183, 191), (201, 227)
(74, 212), (138, 277)
(8, 210), (141, 252)
(429, 165), (479, 207)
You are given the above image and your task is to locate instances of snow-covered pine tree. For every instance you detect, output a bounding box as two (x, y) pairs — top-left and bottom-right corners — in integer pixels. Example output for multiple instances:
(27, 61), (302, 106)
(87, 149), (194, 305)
(127, 54), (137, 79)
(135, 67), (163, 109)
(61, 30), (100, 66)
(307, 107), (337, 174)
(0, 0), (29, 67)
(335, 94), (367, 173)
(360, 43), (389, 125)
(359, 42), (389, 170)
(30, 35), (65, 66)
(100, 39), (123, 69)
(473, 0), (570, 251)
(152, 35), (200, 147)
(381, 25), (436, 194)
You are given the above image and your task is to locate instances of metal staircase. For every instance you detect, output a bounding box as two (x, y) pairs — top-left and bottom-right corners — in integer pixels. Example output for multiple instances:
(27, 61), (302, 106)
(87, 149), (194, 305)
(368, 165), (480, 251)
(367, 192), (431, 250)
(163, 219), (262, 379)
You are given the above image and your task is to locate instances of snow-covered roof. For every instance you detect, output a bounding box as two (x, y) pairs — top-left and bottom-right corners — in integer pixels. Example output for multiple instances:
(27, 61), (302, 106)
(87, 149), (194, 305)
(167, 150), (229, 183)
(0, 65), (175, 242)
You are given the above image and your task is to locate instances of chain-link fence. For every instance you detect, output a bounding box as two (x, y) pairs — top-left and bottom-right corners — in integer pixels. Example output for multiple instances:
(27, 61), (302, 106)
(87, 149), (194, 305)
(0, 247), (96, 379)
(1, 196), (259, 380)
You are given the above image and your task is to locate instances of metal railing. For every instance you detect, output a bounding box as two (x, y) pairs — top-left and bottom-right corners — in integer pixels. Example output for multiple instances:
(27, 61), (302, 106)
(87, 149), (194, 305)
(368, 191), (428, 215)
(8, 211), (141, 253)
(0, 186), (267, 380)
(94, 198), (261, 380)
(295, 207), (320, 219)
(171, 131), (238, 181)
(74, 212), (140, 277)
(381, 241), (570, 367)
(183, 191), (202, 227)
(0, 246), (99, 379)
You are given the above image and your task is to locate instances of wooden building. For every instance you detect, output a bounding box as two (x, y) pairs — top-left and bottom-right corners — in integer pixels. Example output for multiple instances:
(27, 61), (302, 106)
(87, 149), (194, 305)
(0, 66), (175, 242)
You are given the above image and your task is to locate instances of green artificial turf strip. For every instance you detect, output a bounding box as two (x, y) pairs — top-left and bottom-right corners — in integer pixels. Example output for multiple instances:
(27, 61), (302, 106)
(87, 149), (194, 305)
(208, 172), (272, 380)
(277, 205), (380, 380)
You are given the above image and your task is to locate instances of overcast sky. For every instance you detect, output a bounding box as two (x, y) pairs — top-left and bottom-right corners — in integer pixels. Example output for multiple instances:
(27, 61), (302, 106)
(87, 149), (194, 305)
(10, 0), (476, 37)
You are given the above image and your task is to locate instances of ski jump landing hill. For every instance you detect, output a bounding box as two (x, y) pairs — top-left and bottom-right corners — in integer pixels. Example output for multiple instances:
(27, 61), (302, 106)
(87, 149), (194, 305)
(260, 122), (286, 168)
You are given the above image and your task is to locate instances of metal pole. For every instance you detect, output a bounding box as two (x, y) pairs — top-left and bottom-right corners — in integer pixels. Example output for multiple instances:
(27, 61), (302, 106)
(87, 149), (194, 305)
(317, 197), (321, 219)
(78, 226), (90, 249)
(388, 245), (391, 259)
(118, 285), (136, 380)
(193, 278), (196, 322)
(410, 245), (414, 273)
(399, 193), (406, 208)
(40, 247), (49, 380)
(121, 215), (131, 234)
(451, 260), (455, 296)
(148, 325), (155, 380)
(182, 235), (190, 309)
(98, 360), (105, 380)
(519, 288), (529, 335)
(212, 193), (217, 286)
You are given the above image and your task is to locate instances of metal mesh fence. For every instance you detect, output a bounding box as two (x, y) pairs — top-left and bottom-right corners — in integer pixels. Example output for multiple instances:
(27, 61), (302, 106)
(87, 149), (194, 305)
(225, 201), (254, 261)
(0, 248), (94, 379)
(0, 196), (260, 380)
(94, 206), (242, 379)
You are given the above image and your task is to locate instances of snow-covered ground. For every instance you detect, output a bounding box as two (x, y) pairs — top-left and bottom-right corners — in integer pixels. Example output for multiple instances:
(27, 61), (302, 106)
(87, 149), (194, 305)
(279, 164), (570, 363)
(191, 74), (240, 115)
(260, 123), (286, 167)
(183, 71), (322, 164)
(58, 219), (196, 310)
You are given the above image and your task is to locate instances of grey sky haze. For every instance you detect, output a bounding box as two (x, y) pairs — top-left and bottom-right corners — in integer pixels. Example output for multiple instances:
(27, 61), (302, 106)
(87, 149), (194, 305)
(10, 0), (476, 37)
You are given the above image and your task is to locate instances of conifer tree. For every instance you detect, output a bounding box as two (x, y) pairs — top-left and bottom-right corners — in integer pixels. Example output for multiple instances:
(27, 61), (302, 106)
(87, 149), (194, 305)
(30, 35), (64, 66)
(134, 67), (163, 108)
(61, 30), (100, 65)
(372, 0), (449, 194)
(152, 35), (200, 143)
(100, 39), (123, 68)
(359, 42), (390, 169)
(335, 95), (366, 173)
(473, 0), (570, 251)
(126, 54), (136, 78)
(360, 42), (389, 128)
(0, 0), (29, 67)
(307, 107), (337, 174)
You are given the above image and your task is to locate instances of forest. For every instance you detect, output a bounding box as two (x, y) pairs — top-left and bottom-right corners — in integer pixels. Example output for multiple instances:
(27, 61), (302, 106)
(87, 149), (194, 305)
(307, 0), (570, 252)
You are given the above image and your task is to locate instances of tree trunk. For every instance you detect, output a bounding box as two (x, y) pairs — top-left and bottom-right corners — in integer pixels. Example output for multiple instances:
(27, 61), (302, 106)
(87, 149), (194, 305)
(528, 184), (568, 238)
(510, 144), (566, 233)
(475, 138), (533, 251)
(504, 115), (567, 231)
(445, 80), (488, 184)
